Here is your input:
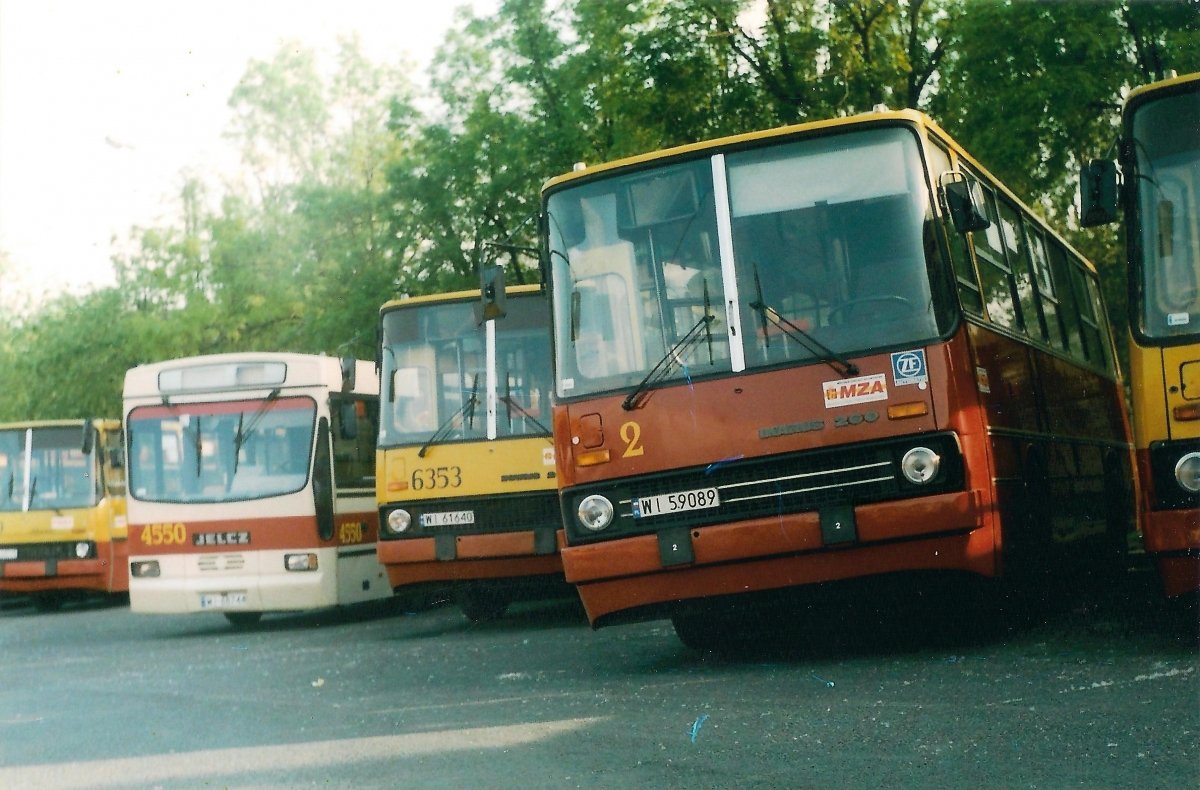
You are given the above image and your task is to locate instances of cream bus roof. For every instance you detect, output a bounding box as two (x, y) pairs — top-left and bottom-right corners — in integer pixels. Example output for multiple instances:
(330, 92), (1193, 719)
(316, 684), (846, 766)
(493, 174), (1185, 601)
(0, 418), (120, 432)
(123, 352), (378, 400)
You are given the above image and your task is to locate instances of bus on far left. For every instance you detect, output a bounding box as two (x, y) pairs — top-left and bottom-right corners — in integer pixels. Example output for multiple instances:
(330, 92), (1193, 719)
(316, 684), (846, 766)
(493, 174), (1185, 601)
(0, 419), (129, 611)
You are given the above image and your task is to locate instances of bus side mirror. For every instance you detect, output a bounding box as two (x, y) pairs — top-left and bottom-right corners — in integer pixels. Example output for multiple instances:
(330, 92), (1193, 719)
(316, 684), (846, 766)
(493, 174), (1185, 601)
(942, 175), (990, 234)
(338, 401), (359, 441)
(480, 264), (507, 322)
(340, 357), (356, 391)
(108, 447), (125, 469)
(1080, 159), (1119, 227)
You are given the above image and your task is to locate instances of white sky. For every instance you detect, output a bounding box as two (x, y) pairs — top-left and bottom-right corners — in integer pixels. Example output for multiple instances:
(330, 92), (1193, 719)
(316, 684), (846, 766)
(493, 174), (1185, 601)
(0, 0), (492, 303)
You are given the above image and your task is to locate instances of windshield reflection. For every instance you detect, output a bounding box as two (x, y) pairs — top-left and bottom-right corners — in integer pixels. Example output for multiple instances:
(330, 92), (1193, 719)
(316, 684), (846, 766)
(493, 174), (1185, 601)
(0, 427), (96, 512)
(547, 126), (944, 400)
(127, 397), (316, 504)
(1133, 88), (1200, 340)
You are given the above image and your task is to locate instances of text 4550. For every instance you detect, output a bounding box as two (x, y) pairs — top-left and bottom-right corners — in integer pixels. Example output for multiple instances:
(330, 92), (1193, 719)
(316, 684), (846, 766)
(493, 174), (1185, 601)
(140, 523), (186, 546)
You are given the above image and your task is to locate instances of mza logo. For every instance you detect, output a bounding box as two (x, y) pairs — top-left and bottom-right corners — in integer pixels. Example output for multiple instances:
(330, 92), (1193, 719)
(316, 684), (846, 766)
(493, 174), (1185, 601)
(890, 349), (928, 386)
(822, 373), (888, 408)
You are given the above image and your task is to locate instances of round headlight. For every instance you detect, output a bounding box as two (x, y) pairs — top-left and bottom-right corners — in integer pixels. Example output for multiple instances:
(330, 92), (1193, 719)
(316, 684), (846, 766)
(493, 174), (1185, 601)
(1175, 452), (1200, 494)
(901, 447), (941, 484)
(386, 509), (412, 534)
(577, 495), (614, 532)
(74, 542), (90, 559)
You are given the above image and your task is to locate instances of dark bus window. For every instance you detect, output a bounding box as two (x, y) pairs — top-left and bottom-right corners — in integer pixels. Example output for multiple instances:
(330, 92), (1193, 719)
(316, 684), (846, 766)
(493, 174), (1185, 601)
(331, 397), (379, 488)
(927, 142), (984, 316)
(1085, 274), (1113, 372)
(1023, 221), (1066, 350)
(1067, 261), (1104, 366)
(1046, 240), (1084, 357)
(997, 198), (1041, 339)
(971, 183), (1020, 330)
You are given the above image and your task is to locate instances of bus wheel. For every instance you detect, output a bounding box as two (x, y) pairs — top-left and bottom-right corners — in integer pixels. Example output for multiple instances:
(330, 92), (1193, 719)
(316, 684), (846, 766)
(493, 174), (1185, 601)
(224, 612), (263, 628)
(458, 585), (508, 623)
(32, 592), (65, 613)
(670, 609), (732, 652)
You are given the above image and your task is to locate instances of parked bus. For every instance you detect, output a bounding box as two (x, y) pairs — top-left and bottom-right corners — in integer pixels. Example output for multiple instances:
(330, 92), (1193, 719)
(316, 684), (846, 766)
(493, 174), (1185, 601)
(123, 352), (389, 626)
(543, 108), (1133, 644)
(0, 419), (127, 610)
(376, 285), (564, 621)
(1082, 71), (1200, 597)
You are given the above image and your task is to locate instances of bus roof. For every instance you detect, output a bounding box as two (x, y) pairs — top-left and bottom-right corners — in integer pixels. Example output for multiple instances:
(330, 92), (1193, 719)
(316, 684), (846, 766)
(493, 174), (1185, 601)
(123, 352), (378, 401)
(542, 106), (1099, 276)
(1126, 71), (1200, 106)
(379, 282), (543, 313)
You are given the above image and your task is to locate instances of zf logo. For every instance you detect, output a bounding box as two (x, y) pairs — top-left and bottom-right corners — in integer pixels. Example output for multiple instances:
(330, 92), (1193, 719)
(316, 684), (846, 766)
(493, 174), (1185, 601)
(890, 349), (928, 386)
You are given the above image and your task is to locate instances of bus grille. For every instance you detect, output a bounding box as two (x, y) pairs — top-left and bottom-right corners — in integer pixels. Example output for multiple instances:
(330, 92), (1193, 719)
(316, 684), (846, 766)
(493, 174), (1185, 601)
(197, 554), (245, 572)
(380, 490), (562, 539)
(563, 432), (964, 543)
(0, 541), (86, 562)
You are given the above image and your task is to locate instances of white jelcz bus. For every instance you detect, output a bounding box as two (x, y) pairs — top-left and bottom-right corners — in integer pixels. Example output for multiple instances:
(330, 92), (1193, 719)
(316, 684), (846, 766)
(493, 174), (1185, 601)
(123, 352), (390, 625)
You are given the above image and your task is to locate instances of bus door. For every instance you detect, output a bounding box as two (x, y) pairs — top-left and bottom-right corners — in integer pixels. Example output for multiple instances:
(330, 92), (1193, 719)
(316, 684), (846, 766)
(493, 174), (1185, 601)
(328, 395), (388, 604)
(98, 424), (130, 592)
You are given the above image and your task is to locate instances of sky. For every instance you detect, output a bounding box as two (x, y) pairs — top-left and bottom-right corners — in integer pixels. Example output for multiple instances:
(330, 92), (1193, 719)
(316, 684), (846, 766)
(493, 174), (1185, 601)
(0, 0), (492, 303)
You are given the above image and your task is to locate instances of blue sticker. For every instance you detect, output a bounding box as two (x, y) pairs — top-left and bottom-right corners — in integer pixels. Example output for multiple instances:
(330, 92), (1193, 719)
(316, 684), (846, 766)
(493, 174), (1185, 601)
(891, 349), (928, 386)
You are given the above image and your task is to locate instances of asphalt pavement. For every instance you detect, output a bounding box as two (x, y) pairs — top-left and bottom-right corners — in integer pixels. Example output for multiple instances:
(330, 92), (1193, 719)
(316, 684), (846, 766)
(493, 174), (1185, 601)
(0, 567), (1196, 790)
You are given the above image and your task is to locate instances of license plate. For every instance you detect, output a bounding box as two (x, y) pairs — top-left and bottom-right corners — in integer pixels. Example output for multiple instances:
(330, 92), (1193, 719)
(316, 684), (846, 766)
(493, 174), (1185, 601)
(0, 548), (16, 560)
(199, 592), (248, 609)
(632, 487), (720, 519)
(419, 510), (476, 528)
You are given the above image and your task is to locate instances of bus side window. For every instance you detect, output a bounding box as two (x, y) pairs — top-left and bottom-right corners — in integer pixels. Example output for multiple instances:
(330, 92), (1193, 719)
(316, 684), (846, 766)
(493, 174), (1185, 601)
(1023, 221), (1066, 351)
(1084, 273), (1113, 372)
(927, 141), (984, 316)
(313, 418), (334, 541)
(969, 182), (1021, 330)
(1046, 240), (1084, 357)
(331, 398), (377, 488)
(1067, 259), (1104, 366)
(996, 198), (1042, 340)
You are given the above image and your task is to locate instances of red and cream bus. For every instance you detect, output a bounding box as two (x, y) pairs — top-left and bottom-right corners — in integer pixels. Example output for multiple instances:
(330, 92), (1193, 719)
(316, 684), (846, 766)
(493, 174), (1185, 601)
(124, 352), (390, 626)
(0, 420), (127, 610)
(543, 108), (1133, 645)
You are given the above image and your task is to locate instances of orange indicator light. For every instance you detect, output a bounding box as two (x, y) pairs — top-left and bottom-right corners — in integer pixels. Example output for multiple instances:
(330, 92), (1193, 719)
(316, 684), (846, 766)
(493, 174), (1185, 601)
(575, 449), (612, 467)
(387, 481), (409, 491)
(887, 402), (929, 420)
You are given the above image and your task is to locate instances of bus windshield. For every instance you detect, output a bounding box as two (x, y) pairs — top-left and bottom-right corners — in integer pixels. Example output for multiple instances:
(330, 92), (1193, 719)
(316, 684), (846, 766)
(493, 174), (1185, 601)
(378, 296), (553, 448)
(0, 427), (96, 512)
(1132, 88), (1200, 340)
(127, 397), (316, 504)
(547, 126), (944, 399)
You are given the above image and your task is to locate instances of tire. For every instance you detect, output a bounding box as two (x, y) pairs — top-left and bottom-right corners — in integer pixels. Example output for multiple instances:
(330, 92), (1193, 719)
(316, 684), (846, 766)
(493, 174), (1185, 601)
(458, 586), (508, 623)
(671, 609), (735, 652)
(224, 612), (263, 628)
(32, 592), (64, 613)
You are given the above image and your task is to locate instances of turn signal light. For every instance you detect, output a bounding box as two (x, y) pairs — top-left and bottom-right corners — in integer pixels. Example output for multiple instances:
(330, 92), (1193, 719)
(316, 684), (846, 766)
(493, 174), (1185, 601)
(387, 481), (409, 491)
(575, 449), (611, 467)
(285, 553), (318, 572)
(1173, 404), (1200, 421)
(887, 402), (929, 420)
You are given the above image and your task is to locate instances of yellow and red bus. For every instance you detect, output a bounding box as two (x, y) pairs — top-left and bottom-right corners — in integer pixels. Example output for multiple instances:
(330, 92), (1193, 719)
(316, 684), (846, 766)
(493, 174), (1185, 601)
(375, 285), (563, 621)
(1083, 72), (1200, 597)
(0, 419), (128, 610)
(543, 108), (1133, 644)
(123, 352), (390, 626)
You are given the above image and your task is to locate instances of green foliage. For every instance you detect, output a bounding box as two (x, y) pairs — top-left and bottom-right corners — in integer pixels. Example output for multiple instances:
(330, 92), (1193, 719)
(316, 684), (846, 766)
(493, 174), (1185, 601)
(2, 1), (1197, 418)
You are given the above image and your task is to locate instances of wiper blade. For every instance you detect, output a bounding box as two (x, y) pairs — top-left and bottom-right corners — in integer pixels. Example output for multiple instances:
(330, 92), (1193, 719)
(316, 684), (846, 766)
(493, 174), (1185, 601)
(749, 265), (857, 378)
(622, 313), (715, 411)
(501, 384), (553, 440)
(418, 375), (480, 458)
(231, 388), (281, 480)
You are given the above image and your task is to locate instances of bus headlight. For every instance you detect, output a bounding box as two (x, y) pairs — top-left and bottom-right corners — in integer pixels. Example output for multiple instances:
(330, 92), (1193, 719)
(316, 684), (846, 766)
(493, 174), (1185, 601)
(285, 553), (318, 572)
(1175, 452), (1200, 494)
(386, 509), (412, 534)
(130, 560), (160, 578)
(901, 447), (941, 484)
(577, 495), (614, 531)
(74, 542), (91, 559)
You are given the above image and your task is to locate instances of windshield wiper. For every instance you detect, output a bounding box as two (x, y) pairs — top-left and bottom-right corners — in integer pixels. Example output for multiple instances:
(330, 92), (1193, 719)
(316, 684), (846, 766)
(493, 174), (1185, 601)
(622, 312), (715, 411)
(25, 476), (37, 511)
(749, 264), (858, 378)
(502, 378), (553, 440)
(418, 375), (480, 458)
(230, 388), (281, 479)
